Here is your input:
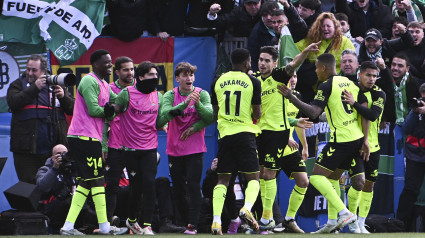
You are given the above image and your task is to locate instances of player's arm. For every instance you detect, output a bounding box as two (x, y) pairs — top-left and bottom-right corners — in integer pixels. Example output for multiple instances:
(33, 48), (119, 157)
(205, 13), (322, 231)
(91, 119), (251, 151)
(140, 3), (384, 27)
(112, 88), (130, 113)
(250, 75), (262, 120)
(192, 90), (215, 131)
(278, 79), (330, 119)
(285, 41), (321, 75)
(210, 80), (219, 121)
(295, 127), (309, 160)
(342, 89), (386, 121)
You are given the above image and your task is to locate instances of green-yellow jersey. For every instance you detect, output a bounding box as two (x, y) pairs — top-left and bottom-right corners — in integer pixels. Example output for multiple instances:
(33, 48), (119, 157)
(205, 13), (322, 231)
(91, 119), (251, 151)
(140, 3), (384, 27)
(253, 68), (292, 131)
(362, 85), (386, 152)
(312, 76), (366, 143)
(211, 71), (262, 139)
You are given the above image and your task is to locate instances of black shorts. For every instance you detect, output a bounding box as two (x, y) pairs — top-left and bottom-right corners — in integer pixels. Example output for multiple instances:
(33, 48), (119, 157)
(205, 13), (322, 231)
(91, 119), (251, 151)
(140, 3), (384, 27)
(68, 137), (104, 180)
(217, 132), (259, 174)
(257, 130), (290, 170)
(316, 138), (364, 172)
(351, 151), (380, 183)
(279, 151), (307, 179)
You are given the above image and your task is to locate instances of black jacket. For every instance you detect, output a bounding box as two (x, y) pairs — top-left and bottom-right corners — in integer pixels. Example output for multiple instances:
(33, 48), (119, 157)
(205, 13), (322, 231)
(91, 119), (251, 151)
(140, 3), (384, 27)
(248, 21), (274, 72)
(102, 0), (150, 42)
(7, 75), (74, 154)
(207, 5), (261, 37)
(358, 30), (415, 66)
(403, 110), (425, 163)
(150, 0), (188, 36)
(35, 158), (76, 200)
(401, 39), (425, 79)
(336, 0), (394, 39)
(284, 2), (309, 42)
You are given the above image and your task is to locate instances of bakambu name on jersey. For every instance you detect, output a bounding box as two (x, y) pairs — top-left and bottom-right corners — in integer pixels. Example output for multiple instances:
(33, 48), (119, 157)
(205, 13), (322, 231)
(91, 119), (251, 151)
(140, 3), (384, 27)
(220, 79), (249, 88)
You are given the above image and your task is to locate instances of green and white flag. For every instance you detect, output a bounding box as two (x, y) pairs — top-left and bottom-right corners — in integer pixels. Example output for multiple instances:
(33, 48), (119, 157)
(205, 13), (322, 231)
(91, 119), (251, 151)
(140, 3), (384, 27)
(0, 0), (105, 66)
(278, 25), (300, 68)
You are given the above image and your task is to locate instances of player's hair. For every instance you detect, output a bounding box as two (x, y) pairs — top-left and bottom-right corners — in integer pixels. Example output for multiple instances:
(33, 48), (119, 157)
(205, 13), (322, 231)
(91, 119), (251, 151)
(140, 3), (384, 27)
(26, 54), (48, 72)
(175, 62), (197, 77)
(90, 49), (110, 65)
(231, 48), (251, 65)
(135, 61), (159, 78)
(259, 46), (278, 62)
(317, 53), (336, 69)
(359, 61), (379, 72)
(114, 56), (133, 71)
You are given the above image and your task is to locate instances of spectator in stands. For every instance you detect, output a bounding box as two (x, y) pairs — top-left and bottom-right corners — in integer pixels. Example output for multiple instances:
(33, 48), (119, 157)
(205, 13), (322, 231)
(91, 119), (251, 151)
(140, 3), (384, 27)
(150, 0), (188, 41)
(386, 52), (423, 124)
(357, 27), (414, 66)
(185, 0), (235, 36)
(400, 21), (425, 79)
(295, 12), (355, 103)
(391, 17), (410, 39)
(339, 49), (360, 82)
(396, 83), (425, 231)
(277, 0), (309, 42)
(391, 0), (423, 23)
(335, 13), (362, 54)
(248, 1), (279, 72)
(297, 0), (322, 29)
(160, 62), (214, 234)
(271, 10), (289, 41)
(36, 144), (97, 233)
(207, 0), (261, 37)
(7, 54), (74, 184)
(335, 0), (394, 39)
(102, 0), (150, 42)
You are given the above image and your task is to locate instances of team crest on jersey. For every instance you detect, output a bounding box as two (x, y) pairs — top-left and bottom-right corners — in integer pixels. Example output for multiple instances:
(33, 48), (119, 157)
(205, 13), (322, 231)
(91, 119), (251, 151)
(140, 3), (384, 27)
(314, 90), (325, 101)
(372, 97), (384, 109)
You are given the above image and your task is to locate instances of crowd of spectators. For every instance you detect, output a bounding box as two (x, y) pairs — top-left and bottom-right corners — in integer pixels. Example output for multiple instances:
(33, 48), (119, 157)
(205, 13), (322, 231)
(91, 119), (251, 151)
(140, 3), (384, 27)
(7, 0), (425, 234)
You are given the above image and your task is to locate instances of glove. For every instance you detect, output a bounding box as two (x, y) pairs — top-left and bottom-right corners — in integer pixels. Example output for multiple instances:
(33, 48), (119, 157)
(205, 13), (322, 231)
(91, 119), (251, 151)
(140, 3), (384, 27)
(169, 109), (183, 117)
(104, 103), (115, 118)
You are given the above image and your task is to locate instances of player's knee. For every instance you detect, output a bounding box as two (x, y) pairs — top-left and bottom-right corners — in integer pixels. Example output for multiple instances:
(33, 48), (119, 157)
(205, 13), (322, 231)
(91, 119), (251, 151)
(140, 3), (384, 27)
(351, 175), (365, 190)
(296, 178), (309, 188)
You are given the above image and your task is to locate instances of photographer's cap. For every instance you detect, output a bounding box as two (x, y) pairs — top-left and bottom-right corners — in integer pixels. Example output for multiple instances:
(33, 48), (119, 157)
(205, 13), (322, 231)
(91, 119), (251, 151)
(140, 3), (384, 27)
(365, 28), (383, 41)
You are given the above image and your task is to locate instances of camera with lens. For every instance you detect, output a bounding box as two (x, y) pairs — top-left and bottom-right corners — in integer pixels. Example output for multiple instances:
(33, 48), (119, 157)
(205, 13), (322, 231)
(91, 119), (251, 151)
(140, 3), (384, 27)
(46, 73), (77, 87)
(409, 97), (425, 109)
(59, 151), (73, 173)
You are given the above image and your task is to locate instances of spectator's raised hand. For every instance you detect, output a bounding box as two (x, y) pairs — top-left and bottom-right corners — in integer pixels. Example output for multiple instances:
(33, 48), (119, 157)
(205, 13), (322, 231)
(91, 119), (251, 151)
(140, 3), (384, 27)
(401, 0), (413, 10)
(157, 32), (170, 41)
(395, 23), (407, 34)
(355, 36), (364, 43)
(375, 57), (386, 69)
(209, 3), (222, 15)
(278, 0), (290, 8)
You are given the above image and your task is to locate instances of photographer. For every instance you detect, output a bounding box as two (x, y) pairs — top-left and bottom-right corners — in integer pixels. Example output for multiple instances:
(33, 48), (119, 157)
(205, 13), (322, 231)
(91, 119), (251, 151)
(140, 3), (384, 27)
(7, 54), (74, 184)
(396, 83), (425, 230)
(35, 144), (97, 233)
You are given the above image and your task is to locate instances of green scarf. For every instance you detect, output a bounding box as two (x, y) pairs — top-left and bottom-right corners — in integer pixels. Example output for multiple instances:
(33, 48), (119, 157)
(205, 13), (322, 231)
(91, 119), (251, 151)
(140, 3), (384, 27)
(394, 72), (409, 124)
